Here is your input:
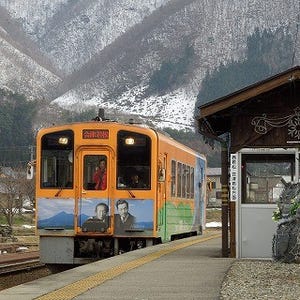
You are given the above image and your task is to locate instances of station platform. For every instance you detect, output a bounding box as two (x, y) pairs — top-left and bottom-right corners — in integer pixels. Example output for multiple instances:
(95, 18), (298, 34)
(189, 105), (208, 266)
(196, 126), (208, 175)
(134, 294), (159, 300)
(0, 230), (234, 300)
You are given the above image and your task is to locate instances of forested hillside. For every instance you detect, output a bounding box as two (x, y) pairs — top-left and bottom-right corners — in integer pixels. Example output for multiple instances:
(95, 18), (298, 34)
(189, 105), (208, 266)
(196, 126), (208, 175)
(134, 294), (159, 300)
(196, 28), (295, 107)
(0, 25), (296, 167)
(1, 0), (299, 131)
(1, 0), (300, 167)
(0, 89), (36, 165)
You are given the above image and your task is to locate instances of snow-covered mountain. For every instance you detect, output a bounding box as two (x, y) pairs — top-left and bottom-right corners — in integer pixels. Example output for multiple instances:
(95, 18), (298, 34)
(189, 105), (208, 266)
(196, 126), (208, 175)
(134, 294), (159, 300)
(0, 0), (299, 130)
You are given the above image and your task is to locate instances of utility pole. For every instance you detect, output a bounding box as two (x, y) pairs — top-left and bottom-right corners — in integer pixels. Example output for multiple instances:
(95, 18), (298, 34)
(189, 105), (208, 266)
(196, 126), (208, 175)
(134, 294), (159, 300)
(29, 145), (34, 161)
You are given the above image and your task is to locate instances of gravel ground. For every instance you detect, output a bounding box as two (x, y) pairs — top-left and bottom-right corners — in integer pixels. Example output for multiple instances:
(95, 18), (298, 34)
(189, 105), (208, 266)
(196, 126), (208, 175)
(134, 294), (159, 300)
(220, 260), (300, 299)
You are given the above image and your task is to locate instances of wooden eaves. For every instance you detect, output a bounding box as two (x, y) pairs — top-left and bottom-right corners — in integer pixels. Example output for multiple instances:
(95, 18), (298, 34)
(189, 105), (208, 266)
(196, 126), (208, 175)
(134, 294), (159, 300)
(197, 66), (300, 137)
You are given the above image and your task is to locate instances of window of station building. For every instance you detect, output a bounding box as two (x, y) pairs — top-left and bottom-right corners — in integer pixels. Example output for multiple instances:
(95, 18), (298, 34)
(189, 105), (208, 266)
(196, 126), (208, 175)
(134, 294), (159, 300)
(117, 130), (151, 190)
(41, 130), (74, 189)
(241, 154), (295, 204)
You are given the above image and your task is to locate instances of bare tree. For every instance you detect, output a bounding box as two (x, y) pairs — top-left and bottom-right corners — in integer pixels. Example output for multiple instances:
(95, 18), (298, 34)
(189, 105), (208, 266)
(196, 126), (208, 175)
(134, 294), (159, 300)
(0, 166), (34, 227)
(19, 169), (35, 211)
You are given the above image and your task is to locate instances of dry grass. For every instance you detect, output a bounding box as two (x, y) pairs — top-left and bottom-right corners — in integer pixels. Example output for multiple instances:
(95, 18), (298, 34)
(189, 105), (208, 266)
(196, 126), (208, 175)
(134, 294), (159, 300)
(206, 208), (221, 223)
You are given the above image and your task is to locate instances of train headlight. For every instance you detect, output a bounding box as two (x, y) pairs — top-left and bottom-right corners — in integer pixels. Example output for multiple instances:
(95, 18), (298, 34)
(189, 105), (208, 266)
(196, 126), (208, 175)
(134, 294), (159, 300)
(125, 137), (135, 145)
(58, 137), (69, 145)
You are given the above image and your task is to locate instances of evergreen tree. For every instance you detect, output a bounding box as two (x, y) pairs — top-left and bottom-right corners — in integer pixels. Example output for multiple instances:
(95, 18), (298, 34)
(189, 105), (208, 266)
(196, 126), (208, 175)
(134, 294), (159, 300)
(148, 44), (195, 94)
(0, 90), (36, 166)
(196, 27), (294, 107)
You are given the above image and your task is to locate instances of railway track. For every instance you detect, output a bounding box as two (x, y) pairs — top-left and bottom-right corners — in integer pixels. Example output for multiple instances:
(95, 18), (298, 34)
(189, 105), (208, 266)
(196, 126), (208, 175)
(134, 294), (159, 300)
(0, 257), (43, 275)
(0, 250), (39, 265)
(0, 251), (51, 291)
(0, 251), (77, 291)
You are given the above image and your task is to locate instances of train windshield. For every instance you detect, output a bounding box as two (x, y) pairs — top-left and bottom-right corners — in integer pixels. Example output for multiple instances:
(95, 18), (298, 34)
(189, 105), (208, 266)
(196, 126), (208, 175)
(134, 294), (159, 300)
(117, 130), (151, 190)
(40, 130), (74, 189)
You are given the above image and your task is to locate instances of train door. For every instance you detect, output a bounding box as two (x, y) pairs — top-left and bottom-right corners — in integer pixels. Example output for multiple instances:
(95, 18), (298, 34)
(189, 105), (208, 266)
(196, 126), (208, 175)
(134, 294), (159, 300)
(157, 154), (167, 241)
(77, 149), (112, 234)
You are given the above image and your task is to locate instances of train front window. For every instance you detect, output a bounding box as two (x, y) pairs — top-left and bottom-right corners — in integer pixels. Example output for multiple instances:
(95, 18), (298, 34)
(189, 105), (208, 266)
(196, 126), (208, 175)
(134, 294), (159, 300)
(117, 130), (151, 190)
(83, 155), (107, 190)
(41, 130), (74, 189)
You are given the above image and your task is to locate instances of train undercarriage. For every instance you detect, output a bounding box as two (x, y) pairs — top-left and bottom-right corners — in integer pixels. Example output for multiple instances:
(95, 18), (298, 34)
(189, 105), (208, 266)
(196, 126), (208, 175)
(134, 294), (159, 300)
(74, 236), (160, 261)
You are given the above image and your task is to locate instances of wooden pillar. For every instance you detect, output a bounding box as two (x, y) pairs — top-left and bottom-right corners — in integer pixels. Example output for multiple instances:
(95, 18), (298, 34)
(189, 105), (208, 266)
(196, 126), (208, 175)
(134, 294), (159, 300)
(229, 201), (236, 257)
(221, 141), (229, 257)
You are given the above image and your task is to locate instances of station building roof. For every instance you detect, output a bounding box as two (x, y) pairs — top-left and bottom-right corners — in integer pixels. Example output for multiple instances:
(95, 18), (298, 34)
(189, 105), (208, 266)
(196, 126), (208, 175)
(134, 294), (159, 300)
(197, 66), (300, 139)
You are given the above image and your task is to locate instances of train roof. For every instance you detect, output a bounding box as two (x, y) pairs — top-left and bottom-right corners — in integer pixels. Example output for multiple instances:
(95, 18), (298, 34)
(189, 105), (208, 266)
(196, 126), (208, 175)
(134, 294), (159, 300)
(37, 120), (205, 160)
(38, 119), (158, 135)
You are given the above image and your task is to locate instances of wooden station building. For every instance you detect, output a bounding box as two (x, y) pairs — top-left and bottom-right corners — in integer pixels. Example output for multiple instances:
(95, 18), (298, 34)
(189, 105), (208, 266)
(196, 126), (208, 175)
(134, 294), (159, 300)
(197, 66), (300, 258)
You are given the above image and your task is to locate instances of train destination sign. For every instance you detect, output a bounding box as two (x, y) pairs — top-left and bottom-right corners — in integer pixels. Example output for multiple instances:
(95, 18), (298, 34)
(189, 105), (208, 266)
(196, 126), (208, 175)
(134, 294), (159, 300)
(82, 129), (109, 139)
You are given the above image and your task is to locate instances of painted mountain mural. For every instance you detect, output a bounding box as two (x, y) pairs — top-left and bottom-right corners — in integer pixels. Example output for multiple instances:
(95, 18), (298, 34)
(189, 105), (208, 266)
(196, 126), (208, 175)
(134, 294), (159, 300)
(37, 211), (74, 229)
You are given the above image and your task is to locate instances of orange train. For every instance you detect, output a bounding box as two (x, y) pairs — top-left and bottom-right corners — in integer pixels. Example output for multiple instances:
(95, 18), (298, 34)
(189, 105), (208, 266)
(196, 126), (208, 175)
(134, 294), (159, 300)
(31, 118), (207, 264)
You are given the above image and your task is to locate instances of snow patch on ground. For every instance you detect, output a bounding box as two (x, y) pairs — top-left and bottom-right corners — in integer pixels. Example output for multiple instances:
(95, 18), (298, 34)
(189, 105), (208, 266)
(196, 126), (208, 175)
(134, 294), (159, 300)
(206, 222), (222, 228)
